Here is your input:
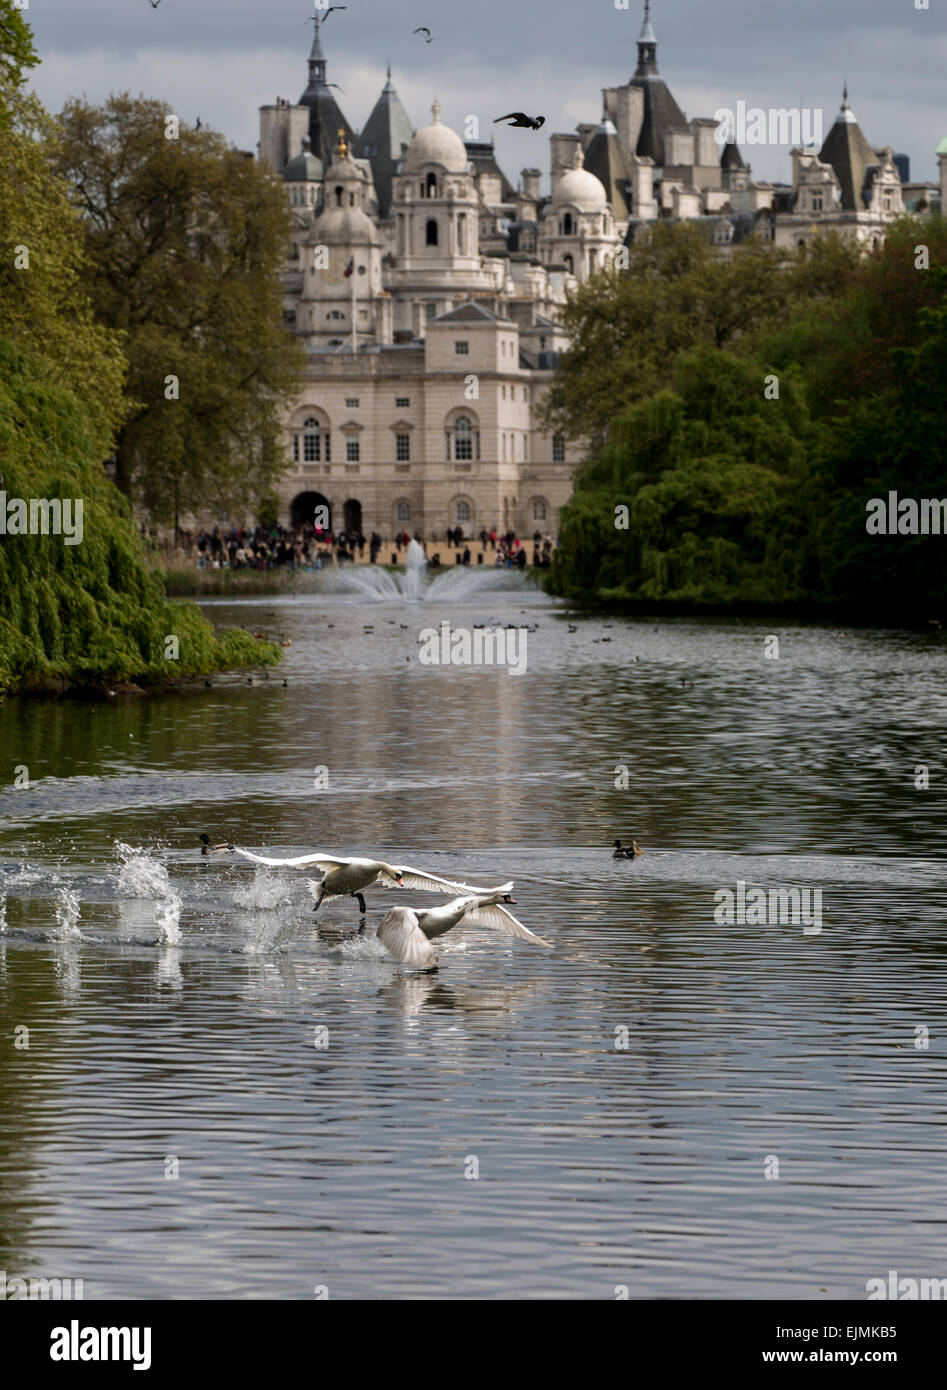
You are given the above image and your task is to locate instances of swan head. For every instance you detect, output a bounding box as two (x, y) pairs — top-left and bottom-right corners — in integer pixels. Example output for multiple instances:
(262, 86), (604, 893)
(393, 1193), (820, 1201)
(382, 863), (405, 886)
(502, 893), (517, 905)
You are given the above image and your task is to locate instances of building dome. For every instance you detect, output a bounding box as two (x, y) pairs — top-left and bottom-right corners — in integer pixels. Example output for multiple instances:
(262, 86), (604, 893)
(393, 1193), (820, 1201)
(403, 99), (468, 173)
(553, 151), (608, 211)
(314, 203), (378, 244)
(282, 135), (324, 183)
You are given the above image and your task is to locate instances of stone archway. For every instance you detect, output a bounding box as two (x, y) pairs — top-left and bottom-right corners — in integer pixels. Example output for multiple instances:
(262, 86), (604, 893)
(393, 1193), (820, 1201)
(291, 491), (331, 530)
(343, 498), (362, 535)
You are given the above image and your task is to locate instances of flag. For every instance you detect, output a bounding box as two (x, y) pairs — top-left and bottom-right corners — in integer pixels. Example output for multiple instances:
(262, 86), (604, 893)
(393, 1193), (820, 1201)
(344, 258), (354, 277)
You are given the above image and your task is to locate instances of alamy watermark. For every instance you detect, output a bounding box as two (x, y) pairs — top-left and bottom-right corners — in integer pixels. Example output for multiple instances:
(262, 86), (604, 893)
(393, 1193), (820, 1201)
(714, 101), (823, 148)
(0, 493), (83, 545)
(418, 620), (528, 676)
(866, 1270), (947, 1300)
(1, 1268), (83, 1299)
(714, 880), (822, 932)
(866, 493), (947, 535)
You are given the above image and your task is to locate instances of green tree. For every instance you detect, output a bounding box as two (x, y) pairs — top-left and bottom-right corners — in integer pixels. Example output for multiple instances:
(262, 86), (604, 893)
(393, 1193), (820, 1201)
(538, 222), (859, 449)
(54, 94), (306, 528)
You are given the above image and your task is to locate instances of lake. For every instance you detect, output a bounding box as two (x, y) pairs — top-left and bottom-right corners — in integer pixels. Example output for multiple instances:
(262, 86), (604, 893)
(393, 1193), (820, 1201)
(1, 569), (945, 1299)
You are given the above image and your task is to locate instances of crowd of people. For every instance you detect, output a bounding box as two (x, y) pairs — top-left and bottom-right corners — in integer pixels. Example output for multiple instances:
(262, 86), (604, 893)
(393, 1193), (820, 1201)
(156, 522), (555, 571)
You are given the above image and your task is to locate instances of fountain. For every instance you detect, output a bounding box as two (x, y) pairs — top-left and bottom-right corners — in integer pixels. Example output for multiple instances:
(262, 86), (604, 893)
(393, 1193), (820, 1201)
(403, 538), (427, 601)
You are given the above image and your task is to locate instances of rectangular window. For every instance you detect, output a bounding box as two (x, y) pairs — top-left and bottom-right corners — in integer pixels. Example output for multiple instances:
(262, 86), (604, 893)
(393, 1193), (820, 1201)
(346, 438), (360, 462)
(552, 435), (566, 462)
(304, 432), (319, 463)
(396, 434), (410, 462)
(455, 340), (469, 355)
(396, 397), (410, 408)
(292, 435), (299, 462)
(324, 433), (330, 463)
(345, 397), (359, 408)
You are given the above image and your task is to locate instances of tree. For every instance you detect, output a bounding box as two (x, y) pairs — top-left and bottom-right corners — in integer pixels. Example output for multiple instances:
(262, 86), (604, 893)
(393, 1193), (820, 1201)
(538, 222), (859, 448)
(54, 94), (306, 527)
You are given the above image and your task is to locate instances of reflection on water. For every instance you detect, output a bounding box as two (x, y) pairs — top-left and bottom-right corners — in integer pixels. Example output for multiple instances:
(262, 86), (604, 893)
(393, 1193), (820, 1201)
(1, 590), (946, 1298)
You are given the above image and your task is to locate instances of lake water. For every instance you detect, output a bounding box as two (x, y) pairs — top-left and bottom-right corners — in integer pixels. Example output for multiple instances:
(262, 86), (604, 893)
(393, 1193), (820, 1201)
(1, 570), (945, 1299)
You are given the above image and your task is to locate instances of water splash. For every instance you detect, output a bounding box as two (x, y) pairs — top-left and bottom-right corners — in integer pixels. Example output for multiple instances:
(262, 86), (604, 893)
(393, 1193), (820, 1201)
(0, 892), (6, 932)
(232, 868), (294, 911)
(115, 841), (182, 945)
(54, 887), (82, 939)
(294, 559), (534, 603)
(403, 538), (426, 601)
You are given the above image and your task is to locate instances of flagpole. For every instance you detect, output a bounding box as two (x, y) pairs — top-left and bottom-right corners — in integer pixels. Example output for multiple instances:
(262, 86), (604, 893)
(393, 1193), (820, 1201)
(351, 262), (356, 356)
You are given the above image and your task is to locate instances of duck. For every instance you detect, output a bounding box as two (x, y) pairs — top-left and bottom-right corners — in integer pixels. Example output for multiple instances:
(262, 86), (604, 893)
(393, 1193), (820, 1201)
(226, 845), (480, 915)
(612, 839), (642, 859)
(377, 885), (551, 968)
(199, 834), (231, 856)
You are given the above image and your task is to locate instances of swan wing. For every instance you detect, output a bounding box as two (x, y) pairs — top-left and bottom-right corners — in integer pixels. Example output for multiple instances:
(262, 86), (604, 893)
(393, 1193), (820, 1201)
(377, 907), (437, 967)
(233, 846), (345, 870)
(466, 901), (553, 948)
(387, 864), (486, 895)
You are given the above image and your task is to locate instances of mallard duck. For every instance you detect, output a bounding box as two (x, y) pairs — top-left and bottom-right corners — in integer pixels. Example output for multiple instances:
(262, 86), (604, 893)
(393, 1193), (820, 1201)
(199, 834), (232, 856)
(612, 839), (642, 859)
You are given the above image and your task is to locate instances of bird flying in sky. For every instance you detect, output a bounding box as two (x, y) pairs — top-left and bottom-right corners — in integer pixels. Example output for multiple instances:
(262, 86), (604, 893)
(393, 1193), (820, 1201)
(414, 26), (433, 43)
(494, 112), (545, 130)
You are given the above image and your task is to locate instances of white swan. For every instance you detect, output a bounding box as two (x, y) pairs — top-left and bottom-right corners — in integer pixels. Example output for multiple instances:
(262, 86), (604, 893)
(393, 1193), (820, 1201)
(230, 846), (480, 913)
(377, 885), (553, 967)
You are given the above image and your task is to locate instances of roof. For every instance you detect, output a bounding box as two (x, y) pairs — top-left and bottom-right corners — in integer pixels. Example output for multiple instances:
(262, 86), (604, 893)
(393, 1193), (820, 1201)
(465, 141), (516, 202)
(937, 134), (947, 156)
(298, 14), (355, 170)
(430, 301), (510, 324)
(720, 142), (745, 170)
(583, 120), (634, 218)
(818, 88), (878, 210)
(282, 136), (324, 183)
(356, 68), (415, 218)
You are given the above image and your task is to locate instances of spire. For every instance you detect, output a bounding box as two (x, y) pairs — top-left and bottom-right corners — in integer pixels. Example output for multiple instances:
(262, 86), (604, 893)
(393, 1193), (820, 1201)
(306, 11), (327, 89)
(337, 125), (348, 160)
(635, 0), (659, 77)
(432, 97), (441, 124)
(836, 81), (857, 124)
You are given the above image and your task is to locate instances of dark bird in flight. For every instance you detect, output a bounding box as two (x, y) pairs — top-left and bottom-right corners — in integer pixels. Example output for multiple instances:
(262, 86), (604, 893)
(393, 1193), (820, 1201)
(325, 83), (347, 94)
(494, 112), (545, 130)
(195, 117), (202, 130)
(307, 6), (347, 20)
(146, 0), (162, 8)
(414, 26), (433, 42)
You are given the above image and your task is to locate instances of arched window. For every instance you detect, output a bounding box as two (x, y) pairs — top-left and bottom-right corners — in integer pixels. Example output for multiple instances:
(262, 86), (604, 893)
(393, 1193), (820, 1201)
(457, 213), (466, 253)
(426, 172), (437, 197)
(454, 416), (472, 460)
(563, 253), (574, 274)
(532, 498), (548, 521)
(303, 417), (322, 462)
(426, 219), (438, 246)
(455, 499), (471, 523)
(395, 499), (411, 523)
(335, 185), (344, 207)
(563, 212), (573, 235)
(419, 182), (425, 199)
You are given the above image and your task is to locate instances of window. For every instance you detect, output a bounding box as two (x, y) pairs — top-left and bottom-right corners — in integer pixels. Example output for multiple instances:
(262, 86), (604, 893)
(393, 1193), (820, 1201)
(345, 398), (359, 408)
(563, 213), (573, 235)
(454, 416), (472, 460)
(396, 434), (410, 462)
(396, 397), (410, 408)
(458, 214), (466, 253)
(396, 500), (411, 522)
(563, 254), (574, 274)
(532, 499), (548, 521)
(426, 218), (438, 246)
(426, 172), (437, 198)
(346, 438), (360, 463)
(812, 192), (823, 212)
(501, 384), (506, 399)
(303, 417), (322, 462)
(292, 435), (300, 462)
(883, 193), (892, 213)
(454, 340), (469, 355)
(552, 435), (565, 462)
(456, 500), (471, 523)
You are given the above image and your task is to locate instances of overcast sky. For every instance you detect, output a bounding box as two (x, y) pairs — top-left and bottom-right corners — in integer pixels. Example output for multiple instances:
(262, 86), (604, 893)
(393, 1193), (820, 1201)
(27, 0), (947, 188)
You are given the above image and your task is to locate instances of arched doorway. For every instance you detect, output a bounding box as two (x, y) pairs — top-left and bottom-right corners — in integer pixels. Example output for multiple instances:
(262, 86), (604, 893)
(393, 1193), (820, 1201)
(343, 498), (362, 535)
(291, 491), (331, 530)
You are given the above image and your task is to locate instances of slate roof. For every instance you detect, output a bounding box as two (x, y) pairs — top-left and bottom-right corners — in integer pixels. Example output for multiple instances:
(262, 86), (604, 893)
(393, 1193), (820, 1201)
(818, 89), (878, 210)
(356, 69), (415, 218)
